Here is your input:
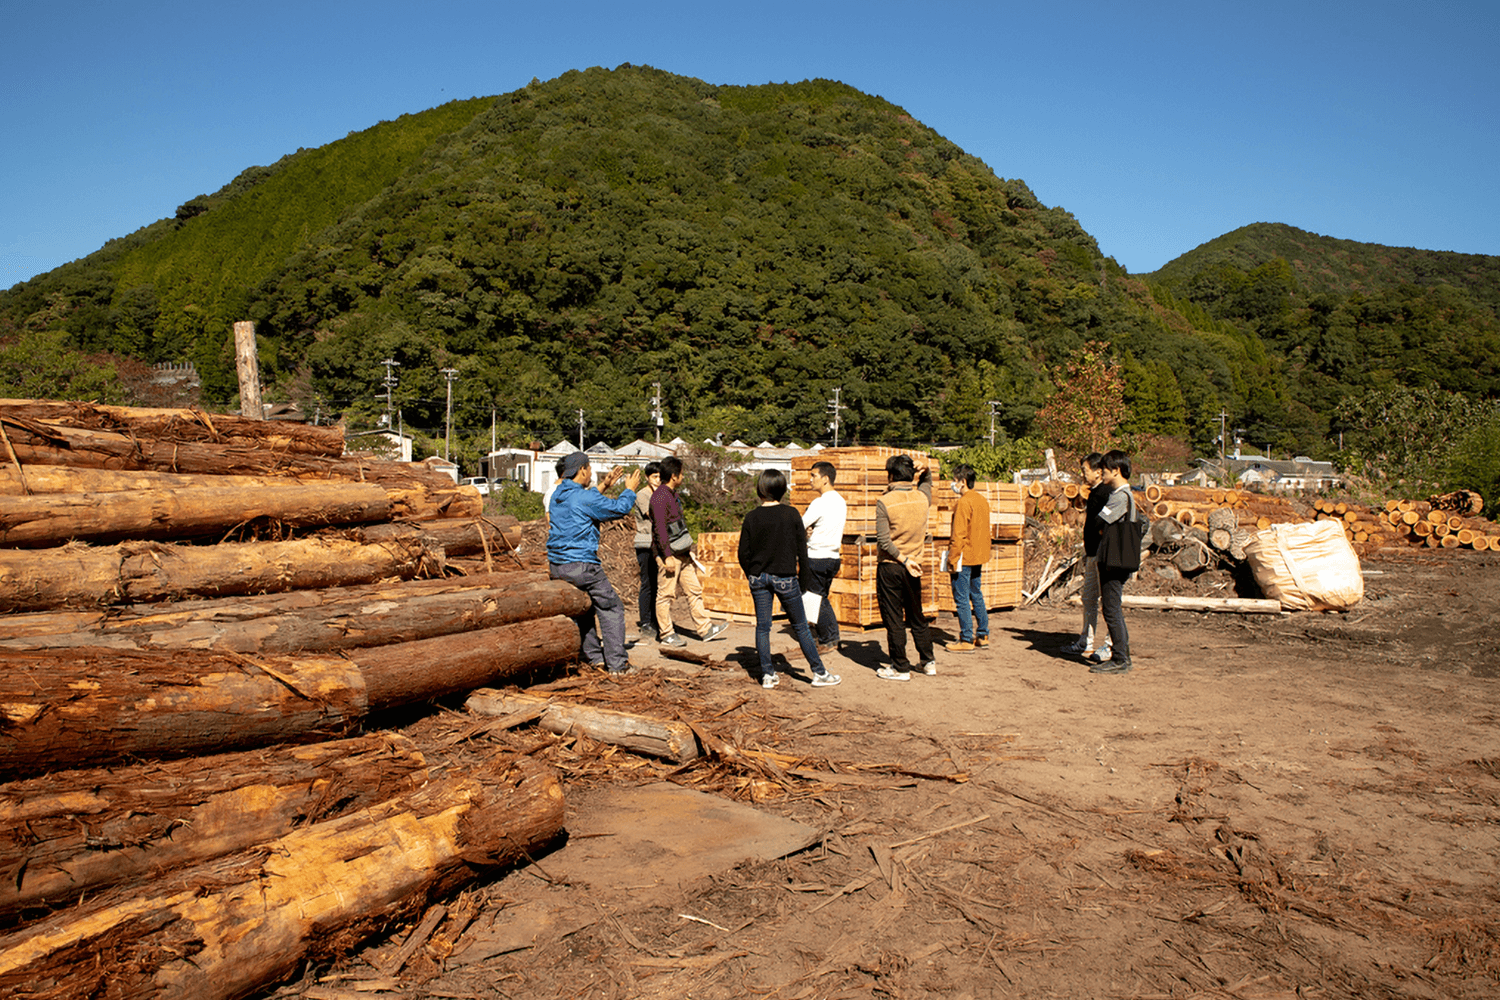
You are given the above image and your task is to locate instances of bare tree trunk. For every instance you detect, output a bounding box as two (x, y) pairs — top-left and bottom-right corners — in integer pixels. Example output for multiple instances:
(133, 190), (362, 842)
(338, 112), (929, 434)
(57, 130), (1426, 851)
(0, 415), (461, 490)
(233, 321), (263, 420)
(0, 733), (429, 919)
(354, 515), (522, 558)
(0, 483), (392, 547)
(0, 757), (565, 1000)
(0, 616), (579, 778)
(0, 535), (444, 612)
(0, 576), (588, 653)
(467, 689), (702, 763)
(0, 400), (343, 456)
(0, 466), (479, 521)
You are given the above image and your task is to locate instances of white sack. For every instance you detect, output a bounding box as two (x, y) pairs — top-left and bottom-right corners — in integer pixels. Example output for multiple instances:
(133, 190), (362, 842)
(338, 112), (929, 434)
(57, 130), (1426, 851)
(1243, 520), (1364, 612)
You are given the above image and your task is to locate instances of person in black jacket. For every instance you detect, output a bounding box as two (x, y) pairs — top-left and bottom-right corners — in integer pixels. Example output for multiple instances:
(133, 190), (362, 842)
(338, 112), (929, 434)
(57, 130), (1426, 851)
(1088, 450), (1140, 675)
(737, 469), (841, 691)
(1063, 452), (1111, 661)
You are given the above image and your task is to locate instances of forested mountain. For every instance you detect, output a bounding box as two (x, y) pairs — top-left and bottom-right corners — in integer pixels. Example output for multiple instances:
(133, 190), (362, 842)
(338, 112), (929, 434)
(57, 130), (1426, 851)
(2, 66), (1496, 480)
(1147, 223), (1500, 450)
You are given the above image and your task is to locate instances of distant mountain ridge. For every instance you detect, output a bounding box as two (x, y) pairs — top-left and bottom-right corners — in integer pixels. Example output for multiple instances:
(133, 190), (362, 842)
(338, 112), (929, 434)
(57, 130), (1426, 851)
(1151, 222), (1500, 313)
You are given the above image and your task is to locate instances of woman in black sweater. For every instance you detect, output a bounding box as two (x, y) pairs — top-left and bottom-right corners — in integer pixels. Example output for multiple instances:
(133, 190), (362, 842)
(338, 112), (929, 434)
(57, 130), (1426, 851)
(737, 469), (841, 690)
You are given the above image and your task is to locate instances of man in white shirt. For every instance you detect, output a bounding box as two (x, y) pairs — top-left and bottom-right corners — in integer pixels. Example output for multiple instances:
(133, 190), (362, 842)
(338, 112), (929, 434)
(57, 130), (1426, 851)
(801, 461), (847, 652)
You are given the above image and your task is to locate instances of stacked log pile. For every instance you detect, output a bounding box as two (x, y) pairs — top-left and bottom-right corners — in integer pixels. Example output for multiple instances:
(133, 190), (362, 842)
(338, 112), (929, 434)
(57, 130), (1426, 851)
(0, 401), (583, 998)
(1027, 480), (1499, 558)
(697, 447), (1025, 627)
(1022, 477), (1499, 603)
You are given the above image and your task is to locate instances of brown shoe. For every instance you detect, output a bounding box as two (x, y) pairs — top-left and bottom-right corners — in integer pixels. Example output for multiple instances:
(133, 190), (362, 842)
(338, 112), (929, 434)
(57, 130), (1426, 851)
(974, 636), (989, 647)
(948, 641), (976, 652)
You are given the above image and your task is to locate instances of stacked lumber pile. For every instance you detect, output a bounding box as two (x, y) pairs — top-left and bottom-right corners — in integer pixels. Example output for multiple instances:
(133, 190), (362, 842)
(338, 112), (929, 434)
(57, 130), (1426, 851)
(698, 447), (1025, 627)
(0, 401), (586, 999)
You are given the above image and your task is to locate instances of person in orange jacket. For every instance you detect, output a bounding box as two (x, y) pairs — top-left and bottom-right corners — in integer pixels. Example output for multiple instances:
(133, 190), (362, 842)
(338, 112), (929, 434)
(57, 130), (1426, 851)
(945, 463), (991, 651)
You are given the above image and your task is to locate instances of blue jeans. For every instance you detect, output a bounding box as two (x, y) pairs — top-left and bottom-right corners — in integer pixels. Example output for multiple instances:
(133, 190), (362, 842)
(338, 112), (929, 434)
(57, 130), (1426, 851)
(804, 557), (842, 645)
(950, 564), (989, 643)
(549, 561), (628, 671)
(747, 572), (825, 679)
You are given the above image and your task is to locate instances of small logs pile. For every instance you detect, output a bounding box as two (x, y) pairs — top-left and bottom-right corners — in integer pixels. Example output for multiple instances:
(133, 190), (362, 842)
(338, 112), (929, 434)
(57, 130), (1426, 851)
(0, 401), (582, 999)
(1367, 497), (1500, 551)
(1026, 476), (1498, 564)
(696, 447), (1026, 627)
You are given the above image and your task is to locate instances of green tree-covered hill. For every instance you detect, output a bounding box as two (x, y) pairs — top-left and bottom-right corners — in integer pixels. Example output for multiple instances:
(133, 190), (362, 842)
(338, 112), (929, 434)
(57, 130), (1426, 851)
(1145, 222), (1500, 450)
(3, 67), (1496, 477)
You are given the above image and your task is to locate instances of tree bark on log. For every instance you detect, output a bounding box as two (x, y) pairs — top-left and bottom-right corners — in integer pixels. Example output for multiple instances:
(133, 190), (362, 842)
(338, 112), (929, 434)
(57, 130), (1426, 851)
(0, 616), (579, 778)
(0, 483), (393, 547)
(0, 576), (586, 653)
(0, 535), (443, 612)
(1070, 593), (1283, 613)
(466, 689), (702, 763)
(0, 757), (565, 1000)
(0, 733), (429, 920)
(0, 415), (464, 494)
(356, 615), (579, 708)
(0, 569), (546, 644)
(0, 400), (344, 457)
(0, 466), (481, 522)
(354, 515), (522, 558)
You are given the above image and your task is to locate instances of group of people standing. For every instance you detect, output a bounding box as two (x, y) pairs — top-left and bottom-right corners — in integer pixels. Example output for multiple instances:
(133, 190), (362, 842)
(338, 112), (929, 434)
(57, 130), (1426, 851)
(547, 452), (728, 675)
(1066, 449), (1141, 675)
(545, 448), (1138, 684)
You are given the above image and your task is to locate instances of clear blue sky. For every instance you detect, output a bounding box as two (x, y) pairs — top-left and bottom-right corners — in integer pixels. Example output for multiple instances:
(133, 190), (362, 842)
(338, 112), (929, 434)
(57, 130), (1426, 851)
(3, 0), (1496, 292)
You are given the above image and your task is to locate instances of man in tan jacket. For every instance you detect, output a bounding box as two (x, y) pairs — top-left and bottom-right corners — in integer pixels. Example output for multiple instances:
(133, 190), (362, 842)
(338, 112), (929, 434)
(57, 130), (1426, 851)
(945, 463), (991, 651)
(874, 454), (934, 681)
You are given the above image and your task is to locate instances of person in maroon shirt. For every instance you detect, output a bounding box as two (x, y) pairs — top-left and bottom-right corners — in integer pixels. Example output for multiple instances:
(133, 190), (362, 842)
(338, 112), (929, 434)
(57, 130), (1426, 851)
(649, 456), (727, 647)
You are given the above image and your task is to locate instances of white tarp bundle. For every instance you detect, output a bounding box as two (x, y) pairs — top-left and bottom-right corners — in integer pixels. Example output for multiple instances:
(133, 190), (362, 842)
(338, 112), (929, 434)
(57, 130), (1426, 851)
(1243, 520), (1364, 612)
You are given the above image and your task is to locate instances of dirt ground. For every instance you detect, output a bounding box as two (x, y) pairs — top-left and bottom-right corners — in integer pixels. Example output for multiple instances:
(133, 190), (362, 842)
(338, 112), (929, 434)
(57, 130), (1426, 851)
(266, 534), (1500, 1000)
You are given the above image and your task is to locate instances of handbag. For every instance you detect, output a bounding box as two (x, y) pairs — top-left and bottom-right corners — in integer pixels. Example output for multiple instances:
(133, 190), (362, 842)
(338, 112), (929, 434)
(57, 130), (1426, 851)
(1096, 490), (1146, 573)
(665, 515), (694, 555)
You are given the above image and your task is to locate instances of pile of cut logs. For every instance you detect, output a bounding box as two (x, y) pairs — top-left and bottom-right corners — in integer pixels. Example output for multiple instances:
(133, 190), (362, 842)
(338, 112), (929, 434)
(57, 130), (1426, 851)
(0, 401), (590, 999)
(1026, 479), (1494, 590)
(698, 447), (1026, 626)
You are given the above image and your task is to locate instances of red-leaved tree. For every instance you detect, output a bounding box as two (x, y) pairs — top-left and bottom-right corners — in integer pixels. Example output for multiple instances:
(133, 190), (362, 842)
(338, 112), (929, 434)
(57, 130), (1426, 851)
(1034, 340), (1128, 460)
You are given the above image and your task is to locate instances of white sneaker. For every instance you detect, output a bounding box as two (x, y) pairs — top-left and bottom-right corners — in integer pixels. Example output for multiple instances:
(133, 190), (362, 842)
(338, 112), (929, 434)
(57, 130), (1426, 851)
(920, 660), (937, 675)
(811, 671), (841, 687)
(875, 665), (911, 682)
(761, 673), (779, 689)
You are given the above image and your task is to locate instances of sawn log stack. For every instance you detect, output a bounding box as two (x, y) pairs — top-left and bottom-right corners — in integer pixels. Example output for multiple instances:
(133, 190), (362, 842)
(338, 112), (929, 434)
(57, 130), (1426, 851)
(0, 401), (580, 998)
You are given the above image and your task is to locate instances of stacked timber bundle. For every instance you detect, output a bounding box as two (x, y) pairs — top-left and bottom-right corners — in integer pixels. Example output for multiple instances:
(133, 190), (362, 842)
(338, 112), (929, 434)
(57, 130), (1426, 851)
(0, 400), (585, 998)
(697, 447), (1025, 628)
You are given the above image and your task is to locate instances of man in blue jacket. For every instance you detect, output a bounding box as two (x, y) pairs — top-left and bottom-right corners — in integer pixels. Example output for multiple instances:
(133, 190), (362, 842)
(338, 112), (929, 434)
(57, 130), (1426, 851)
(547, 451), (643, 674)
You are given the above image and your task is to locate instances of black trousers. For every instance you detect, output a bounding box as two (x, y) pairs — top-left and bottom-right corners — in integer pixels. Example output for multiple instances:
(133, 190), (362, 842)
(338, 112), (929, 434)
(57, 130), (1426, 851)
(876, 561), (933, 670)
(1099, 566), (1131, 659)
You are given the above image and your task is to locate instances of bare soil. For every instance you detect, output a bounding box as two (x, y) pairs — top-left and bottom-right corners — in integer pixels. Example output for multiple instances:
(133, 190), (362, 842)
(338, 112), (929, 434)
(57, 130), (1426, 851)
(267, 535), (1500, 1000)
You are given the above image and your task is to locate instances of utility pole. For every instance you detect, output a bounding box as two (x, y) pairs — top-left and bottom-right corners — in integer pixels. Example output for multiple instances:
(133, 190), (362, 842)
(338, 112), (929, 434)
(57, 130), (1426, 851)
(827, 387), (846, 448)
(440, 367), (458, 461)
(380, 359), (400, 428)
(986, 400), (1002, 447)
(1218, 410), (1228, 473)
(577, 409), (586, 450)
(651, 382), (663, 444)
